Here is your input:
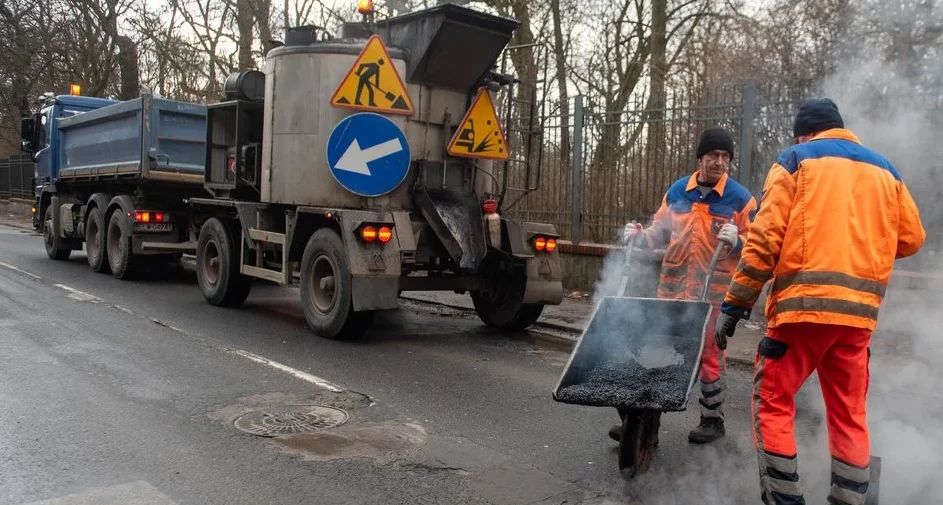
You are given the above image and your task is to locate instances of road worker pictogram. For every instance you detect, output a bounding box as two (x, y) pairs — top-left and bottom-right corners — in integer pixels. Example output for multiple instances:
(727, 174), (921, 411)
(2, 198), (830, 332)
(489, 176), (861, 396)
(330, 35), (414, 115)
(447, 87), (508, 160)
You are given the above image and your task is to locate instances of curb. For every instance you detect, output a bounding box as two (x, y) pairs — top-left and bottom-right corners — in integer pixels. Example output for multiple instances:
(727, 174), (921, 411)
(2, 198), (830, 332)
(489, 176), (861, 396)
(399, 294), (757, 367)
(399, 294), (583, 339)
(0, 218), (36, 232)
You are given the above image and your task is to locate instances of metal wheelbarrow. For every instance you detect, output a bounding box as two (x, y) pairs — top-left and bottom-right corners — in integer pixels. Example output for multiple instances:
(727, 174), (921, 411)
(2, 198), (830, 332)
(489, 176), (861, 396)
(552, 239), (727, 478)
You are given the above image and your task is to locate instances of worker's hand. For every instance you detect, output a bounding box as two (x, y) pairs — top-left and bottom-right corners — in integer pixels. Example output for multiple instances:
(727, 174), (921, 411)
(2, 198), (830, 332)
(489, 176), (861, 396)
(622, 221), (642, 246)
(714, 312), (739, 351)
(716, 222), (738, 249)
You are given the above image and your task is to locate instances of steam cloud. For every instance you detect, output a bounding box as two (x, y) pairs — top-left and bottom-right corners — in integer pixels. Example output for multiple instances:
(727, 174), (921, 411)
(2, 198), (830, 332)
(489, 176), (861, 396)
(585, 1), (943, 501)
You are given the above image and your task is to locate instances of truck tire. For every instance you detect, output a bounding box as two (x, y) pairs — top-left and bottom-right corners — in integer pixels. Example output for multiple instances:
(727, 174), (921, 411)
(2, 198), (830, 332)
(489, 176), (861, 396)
(299, 228), (375, 339)
(196, 218), (251, 307)
(43, 206), (71, 261)
(106, 209), (138, 279)
(471, 256), (544, 330)
(85, 207), (110, 273)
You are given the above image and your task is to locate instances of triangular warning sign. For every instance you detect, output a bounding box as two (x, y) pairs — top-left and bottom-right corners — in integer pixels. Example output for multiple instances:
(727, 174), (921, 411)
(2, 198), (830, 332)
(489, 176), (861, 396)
(447, 88), (508, 160)
(330, 35), (414, 116)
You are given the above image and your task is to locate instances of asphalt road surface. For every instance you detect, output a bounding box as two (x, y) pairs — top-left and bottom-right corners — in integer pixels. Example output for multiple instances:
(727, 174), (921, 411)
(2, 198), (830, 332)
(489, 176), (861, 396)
(0, 224), (836, 505)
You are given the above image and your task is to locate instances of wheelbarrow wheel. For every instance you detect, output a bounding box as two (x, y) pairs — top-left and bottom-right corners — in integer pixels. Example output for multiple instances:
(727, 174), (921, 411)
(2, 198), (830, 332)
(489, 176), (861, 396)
(618, 409), (661, 478)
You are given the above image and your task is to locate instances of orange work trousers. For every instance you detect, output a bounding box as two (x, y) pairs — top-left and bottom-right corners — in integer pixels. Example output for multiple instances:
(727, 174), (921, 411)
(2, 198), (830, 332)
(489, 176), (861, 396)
(752, 322), (872, 505)
(698, 307), (726, 420)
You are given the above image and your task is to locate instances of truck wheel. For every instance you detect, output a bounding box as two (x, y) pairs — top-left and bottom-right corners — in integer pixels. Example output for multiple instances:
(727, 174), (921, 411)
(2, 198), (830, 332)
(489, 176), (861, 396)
(300, 228), (375, 339)
(471, 257), (544, 330)
(85, 207), (110, 273)
(196, 218), (251, 307)
(106, 210), (138, 279)
(43, 206), (71, 261)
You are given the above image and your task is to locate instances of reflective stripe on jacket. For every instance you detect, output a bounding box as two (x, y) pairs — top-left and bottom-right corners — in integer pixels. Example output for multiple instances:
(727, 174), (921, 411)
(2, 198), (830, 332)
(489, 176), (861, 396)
(643, 171), (757, 305)
(722, 128), (926, 330)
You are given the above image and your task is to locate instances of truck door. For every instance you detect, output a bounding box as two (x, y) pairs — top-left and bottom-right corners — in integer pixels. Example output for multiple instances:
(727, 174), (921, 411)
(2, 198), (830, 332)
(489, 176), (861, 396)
(32, 107), (53, 196)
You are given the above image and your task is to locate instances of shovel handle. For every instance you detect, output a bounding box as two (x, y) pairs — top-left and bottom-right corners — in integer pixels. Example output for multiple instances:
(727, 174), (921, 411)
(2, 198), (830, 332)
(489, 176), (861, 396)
(617, 241), (636, 297)
(699, 241), (729, 302)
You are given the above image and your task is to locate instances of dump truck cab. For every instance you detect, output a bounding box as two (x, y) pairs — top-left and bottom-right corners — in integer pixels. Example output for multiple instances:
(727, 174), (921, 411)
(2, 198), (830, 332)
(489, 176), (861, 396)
(20, 93), (119, 227)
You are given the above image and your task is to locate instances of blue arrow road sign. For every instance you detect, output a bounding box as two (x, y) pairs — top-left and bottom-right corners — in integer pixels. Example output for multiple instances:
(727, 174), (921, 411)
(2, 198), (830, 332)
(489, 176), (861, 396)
(326, 112), (411, 198)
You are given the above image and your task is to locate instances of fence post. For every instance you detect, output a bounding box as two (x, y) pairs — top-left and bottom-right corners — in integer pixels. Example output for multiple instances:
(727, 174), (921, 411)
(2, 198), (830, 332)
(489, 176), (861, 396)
(738, 81), (758, 194)
(571, 95), (584, 244)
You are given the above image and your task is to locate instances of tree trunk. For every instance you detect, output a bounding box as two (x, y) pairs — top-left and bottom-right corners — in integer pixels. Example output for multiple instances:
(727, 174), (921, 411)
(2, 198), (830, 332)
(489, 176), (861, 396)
(644, 0), (667, 208)
(550, 0), (571, 169)
(237, 0), (255, 70)
(116, 35), (140, 100)
(250, 0), (276, 55)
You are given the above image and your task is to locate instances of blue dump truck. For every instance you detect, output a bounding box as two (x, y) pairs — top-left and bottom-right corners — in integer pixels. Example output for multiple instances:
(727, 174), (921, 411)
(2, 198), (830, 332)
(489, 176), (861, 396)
(20, 3), (564, 340)
(20, 92), (209, 277)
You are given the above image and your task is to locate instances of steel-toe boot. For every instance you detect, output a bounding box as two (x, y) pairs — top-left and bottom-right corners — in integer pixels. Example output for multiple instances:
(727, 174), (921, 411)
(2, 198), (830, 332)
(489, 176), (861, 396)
(687, 417), (725, 444)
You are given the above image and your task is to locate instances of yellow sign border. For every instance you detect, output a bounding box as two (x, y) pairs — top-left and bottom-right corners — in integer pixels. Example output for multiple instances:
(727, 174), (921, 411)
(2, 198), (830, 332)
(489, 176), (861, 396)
(447, 87), (509, 161)
(329, 34), (415, 116)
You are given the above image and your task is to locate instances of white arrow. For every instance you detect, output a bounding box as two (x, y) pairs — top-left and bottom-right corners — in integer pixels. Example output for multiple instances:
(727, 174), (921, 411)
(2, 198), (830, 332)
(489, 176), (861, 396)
(334, 138), (404, 176)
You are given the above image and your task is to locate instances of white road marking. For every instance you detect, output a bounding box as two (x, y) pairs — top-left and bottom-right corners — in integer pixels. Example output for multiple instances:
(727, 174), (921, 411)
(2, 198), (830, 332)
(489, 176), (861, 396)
(231, 349), (344, 392)
(20, 480), (177, 505)
(113, 305), (135, 315)
(54, 284), (102, 303)
(0, 261), (41, 281)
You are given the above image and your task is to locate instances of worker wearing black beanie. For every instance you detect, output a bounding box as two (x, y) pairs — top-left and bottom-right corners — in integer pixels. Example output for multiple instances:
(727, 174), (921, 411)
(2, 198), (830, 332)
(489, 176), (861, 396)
(793, 97), (844, 139)
(696, 127), (735, 160)
(616, 125), (757, 447)
(714, 95), (926, 505)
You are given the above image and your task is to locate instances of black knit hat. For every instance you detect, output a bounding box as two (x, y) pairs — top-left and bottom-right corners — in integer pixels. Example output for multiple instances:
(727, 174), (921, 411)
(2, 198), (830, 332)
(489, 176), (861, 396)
(696, 127), (735, 159)
(793, 98), (844, 137)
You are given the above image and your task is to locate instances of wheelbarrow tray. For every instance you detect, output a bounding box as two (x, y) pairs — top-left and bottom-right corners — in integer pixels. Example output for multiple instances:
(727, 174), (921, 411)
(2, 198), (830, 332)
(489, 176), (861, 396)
(552, 296), (710, 412)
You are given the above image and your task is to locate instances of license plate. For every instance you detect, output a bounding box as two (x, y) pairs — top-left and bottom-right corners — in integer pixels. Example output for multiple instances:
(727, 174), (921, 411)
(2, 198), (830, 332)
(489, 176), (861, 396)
(137, 223), (173, 232)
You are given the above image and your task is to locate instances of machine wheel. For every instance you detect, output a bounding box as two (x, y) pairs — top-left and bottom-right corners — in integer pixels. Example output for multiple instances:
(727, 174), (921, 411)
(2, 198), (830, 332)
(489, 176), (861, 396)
(85, 207), (110, 273)
(43, 205), (71, 261)
(299, 228), (375, 339)
(617, 409), (662, 478)
(106, 209), (138, 279)
(471, 256), (544, 330)
(196, 218), (251, 307)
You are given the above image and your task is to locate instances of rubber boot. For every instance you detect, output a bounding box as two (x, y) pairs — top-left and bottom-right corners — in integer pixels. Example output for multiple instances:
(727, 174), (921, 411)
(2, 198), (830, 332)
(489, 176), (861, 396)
(687, 417), (725, 444)
(608, 423), (622, 441)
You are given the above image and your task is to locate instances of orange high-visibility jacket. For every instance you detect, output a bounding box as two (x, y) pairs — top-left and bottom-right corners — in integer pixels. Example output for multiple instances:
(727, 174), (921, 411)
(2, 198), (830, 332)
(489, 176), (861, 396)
(642, 171), (758, 305)
(722, 128), (926, 330)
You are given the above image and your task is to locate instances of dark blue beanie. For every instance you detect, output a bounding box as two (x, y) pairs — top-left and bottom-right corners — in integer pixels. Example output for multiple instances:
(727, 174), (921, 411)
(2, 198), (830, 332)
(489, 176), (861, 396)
(793, 98), (844, 137)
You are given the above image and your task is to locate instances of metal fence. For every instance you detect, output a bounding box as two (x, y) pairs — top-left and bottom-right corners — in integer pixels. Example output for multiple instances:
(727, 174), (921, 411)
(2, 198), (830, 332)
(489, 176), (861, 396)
(494, 79), (943, 261)
(0, 155), (34, 200)
(499, 81), (807, 244)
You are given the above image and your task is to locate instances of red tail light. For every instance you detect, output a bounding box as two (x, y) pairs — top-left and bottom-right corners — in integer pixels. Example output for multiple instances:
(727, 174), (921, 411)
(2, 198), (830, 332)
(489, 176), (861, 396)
(534, 236), (547, 251)
(546, 238), (557, 252)
(131, 211), (170, 223)
(361, 226), (377, 242)
(378, 226), (393, 243)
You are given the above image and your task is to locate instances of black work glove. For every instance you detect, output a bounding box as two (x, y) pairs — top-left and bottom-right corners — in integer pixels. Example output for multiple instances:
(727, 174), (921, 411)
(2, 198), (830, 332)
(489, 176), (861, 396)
(714, 312), (739, 351)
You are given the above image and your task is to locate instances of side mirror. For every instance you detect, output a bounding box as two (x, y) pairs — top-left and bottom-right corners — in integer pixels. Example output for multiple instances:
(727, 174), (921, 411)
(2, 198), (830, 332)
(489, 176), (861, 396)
(20, 117), (35, 154)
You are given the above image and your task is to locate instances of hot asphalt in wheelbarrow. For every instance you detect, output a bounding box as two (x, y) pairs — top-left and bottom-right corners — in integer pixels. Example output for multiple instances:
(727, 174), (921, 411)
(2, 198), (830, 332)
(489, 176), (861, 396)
(552, 296), (710, 412)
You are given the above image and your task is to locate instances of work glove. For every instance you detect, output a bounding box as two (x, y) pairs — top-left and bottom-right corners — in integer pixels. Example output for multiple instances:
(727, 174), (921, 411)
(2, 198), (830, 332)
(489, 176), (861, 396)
(716, 222), (739, 249)
(622, 221), (643, 247)
(714, 312), (739, 351)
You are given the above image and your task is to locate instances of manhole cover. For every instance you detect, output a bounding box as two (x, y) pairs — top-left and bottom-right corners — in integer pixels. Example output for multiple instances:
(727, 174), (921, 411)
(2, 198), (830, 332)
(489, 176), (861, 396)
(233, 405), (349, 437)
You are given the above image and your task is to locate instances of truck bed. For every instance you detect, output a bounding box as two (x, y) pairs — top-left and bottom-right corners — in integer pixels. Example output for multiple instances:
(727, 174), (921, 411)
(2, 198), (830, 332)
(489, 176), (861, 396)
(55, 94), (207, 185)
